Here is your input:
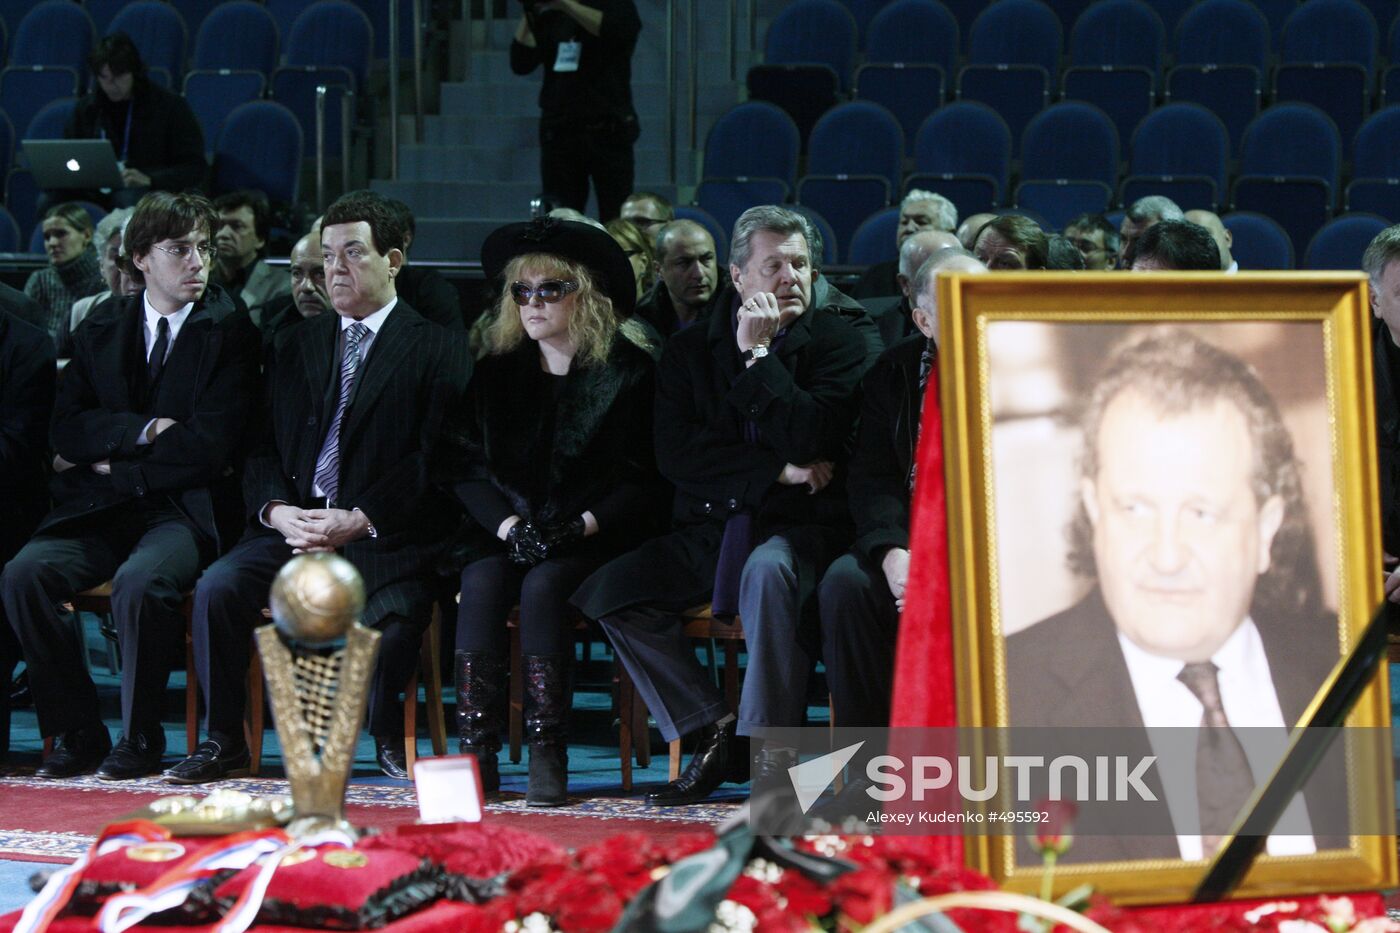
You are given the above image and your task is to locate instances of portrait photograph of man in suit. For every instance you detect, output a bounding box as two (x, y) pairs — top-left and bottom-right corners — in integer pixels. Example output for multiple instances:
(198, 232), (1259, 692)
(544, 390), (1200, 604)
(998, 325), (1343, 865)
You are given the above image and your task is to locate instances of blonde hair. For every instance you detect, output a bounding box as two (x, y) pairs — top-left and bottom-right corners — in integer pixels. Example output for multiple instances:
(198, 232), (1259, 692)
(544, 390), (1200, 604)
(605, 216), (655, 292)
(483, 254), (618, 367)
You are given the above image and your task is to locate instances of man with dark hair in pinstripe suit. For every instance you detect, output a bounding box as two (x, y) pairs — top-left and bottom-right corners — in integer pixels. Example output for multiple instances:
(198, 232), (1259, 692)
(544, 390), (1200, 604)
(166, 190), (472, 783)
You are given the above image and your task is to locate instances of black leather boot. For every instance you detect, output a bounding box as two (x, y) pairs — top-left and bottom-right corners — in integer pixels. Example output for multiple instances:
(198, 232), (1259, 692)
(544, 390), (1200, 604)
(454, 650), (507, 795)
(646, 718), (738, 807)
(749, 746), (803, 834)
(522, 654), (570, 807)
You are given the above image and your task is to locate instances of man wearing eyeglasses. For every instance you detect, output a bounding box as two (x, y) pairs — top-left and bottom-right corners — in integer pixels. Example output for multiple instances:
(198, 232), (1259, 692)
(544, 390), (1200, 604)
(165, 189), (472, 784)
(1063, 213), (1120, 272)
(620, 191), (673, 234)
(1, 191), (260, 781)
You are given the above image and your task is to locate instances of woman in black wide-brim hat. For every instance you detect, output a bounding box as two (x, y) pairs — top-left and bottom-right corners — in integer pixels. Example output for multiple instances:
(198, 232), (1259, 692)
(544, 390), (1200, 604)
(452, 217), (660, 805)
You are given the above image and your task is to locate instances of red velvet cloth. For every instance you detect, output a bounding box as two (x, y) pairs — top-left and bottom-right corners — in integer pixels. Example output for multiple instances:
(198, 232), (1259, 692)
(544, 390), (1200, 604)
(214, 848), (424, 910)
(889, 364), (962, 871)
(361, 821), (567, 879)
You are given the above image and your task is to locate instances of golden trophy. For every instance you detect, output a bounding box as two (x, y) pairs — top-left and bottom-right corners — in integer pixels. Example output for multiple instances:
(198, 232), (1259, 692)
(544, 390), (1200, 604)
(256, 553), (380, 838)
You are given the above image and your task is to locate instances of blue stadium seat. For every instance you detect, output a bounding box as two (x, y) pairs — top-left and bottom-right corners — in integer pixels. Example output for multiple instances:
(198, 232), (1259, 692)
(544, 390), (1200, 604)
(266, 0), (315, 48)
(835, 0), (889, 44)
(1222, 211), (1295, 269)
(0, 110), (13, 187)
(5, 167), (38, 242)
(193, 2), (279, 76)
(746, 65), (840, 149)
(1070, 0), (1166, 84)
(0, 204), (20, 253)
(183, 70), (267, 157)
(1175, 0), (1270, 73)
(1303, 213), (1390, 269)
(1020, 101), (1120, 189)
(1165, 64), (1261, 155)
(788, 203), (839, 266)
(108, 2), (188, 86)
(702, 102), (801, 189)
(694, 178), (791, 244)
(271, 66), (355, 159)
(1280, 0), (1378, 71)
(855, 65), (944, 150)
(1231, 103), (1341, 255)
(1014, 179), (1113, 230)
(1061, 66), (1154, 147)
(1345, 106), (1400, 217)
(83, 0), (126, 33)
(962, 0), (1060, 150)
(167, 0), (215, 43)
(1254, 0), (1299, 46)
(1123, 103), (1230, 209)
(847, 206), (901, 265)
(797, 174), (891, 263)
(974, 4), (1057, 59)
(764, 0), (859, 91)
(956, 65), (1050, 156)
(866, 0), (959, 79)
(11, 2), (97, 71)
(674, 205), (728, 261)
(912, 101), (1012, 208)
(1141, 0), (1193, 36)
(24, 97), (76, 142)
(807, 101), (905, 194)
(286, 0), (373, 92)
(1273, 63), (1369, 159)
(211, 100), (304, 204)
(1, 67), (78, 153)
(1045, 0), (1092, 37)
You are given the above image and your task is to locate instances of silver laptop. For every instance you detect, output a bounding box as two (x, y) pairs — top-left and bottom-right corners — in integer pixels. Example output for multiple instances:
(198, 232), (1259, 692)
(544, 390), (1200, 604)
(22, 139), (123, 189)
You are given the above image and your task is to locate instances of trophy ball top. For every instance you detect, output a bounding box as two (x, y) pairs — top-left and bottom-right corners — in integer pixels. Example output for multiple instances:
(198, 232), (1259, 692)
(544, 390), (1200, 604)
(269, 554), (365, 646)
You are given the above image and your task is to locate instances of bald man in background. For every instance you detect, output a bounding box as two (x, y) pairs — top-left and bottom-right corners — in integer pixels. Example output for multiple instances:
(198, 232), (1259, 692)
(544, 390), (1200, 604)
(1185, 210), (1236, 272)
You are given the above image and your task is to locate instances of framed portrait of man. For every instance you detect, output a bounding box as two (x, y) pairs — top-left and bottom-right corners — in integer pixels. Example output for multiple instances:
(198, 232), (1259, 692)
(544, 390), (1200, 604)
(935, 272), (1397, 904)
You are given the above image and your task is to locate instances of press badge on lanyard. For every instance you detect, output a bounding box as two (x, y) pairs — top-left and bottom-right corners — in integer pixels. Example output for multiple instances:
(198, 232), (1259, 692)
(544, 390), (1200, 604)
(554, 40), (581, 72)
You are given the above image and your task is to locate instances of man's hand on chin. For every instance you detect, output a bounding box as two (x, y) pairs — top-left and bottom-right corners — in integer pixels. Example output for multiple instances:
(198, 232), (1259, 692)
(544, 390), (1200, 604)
(299, 508), (372, 550)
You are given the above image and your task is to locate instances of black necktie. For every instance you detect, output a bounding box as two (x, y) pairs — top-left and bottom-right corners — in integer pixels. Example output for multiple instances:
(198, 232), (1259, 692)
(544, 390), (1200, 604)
(1177, 661), (1256, 857)
(147, 316), (170, 395)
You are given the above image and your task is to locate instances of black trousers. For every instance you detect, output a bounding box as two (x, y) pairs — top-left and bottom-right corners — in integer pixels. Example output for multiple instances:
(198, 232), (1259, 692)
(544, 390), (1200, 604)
(1, 502), (206, 739)
(456, 552), (601, 656)
(816, 550), (900, 728)
(190, 533), (428, 741)
(539, 117), (635, 222)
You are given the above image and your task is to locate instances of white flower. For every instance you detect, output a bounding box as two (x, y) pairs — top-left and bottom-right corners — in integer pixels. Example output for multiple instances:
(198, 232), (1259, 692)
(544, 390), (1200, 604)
(708, 899), (758, 933)
(1320, 897), (1358, 928)
(742, 858), (784, 883)
(1277, 921), (1329, 933)
(1245, 902), (1300, 923)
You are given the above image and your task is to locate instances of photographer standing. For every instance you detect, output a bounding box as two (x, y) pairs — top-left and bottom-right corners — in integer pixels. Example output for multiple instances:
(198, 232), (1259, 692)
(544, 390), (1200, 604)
(511, 0), (641, 222)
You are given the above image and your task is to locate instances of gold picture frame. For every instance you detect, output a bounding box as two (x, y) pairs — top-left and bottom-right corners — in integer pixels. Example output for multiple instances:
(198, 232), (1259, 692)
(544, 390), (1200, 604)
(935, 271), (1397, 905)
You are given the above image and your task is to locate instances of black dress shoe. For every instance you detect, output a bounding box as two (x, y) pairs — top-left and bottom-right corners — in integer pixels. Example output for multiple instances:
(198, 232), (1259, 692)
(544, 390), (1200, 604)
(95, 733), (166, 781)
(162, 740), (251, 785)
(375, 738), (410, 780)
(36, 725), (111, 779)
(647, 719), (736, 807)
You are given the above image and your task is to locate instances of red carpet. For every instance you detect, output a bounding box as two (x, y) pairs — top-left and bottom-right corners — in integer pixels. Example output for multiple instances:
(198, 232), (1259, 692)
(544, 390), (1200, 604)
(0, 773), (733, 863)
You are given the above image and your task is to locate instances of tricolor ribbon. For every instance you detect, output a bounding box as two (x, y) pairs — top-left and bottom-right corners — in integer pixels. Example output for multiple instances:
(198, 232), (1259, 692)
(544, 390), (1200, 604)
(14, 820), (170, 933)
(210, 828), (358, 933)
(96, 828), (291, 933)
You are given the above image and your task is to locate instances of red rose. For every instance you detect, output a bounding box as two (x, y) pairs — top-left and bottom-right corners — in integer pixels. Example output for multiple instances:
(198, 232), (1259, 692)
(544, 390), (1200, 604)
(1033, 800), (1078, 858)
(829, 868), (894, 925)
(775, 870), (832, 917)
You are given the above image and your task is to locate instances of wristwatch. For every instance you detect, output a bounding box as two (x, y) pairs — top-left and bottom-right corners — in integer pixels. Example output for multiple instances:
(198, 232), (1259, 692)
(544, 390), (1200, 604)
(742, 344), (770, 363)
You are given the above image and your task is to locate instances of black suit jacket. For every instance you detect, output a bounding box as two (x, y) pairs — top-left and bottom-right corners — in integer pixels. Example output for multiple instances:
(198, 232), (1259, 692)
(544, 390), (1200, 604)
(848, 334), (925, 565)
(1005, 589), (1342, 862)
(0, 310), (56, 562)
(242, 299), (472, 624)
(1372, 317), (1400, 553)
(43, 285), (259, 549)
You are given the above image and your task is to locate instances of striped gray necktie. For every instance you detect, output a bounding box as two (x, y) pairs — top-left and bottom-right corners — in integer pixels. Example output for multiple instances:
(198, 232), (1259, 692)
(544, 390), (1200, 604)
(311, 322), (369, 505)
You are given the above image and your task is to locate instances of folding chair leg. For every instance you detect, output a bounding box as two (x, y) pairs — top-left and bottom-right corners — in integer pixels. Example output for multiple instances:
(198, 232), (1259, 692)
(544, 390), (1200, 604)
(618, 664), (634, 793)
(423, 609), (446, 756)
(184, 634), (197, 757)
(403, 668), (420, 775)
(246, 646), (263, 777)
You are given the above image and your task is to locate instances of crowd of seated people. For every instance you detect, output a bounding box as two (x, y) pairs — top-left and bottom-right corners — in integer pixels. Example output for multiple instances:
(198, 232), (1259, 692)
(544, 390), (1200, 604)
(2, 171), (1397, 817)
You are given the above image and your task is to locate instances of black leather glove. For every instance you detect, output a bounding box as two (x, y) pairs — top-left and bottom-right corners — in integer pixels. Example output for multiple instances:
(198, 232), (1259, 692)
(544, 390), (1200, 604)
(539, 515), (588, 559)
(506, 521), (548, 567)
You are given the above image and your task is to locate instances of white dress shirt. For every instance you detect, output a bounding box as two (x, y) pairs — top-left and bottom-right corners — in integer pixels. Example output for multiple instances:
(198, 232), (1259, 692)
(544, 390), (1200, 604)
(1119, 619), (1315, 859)
(136, 293), (195, 445)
